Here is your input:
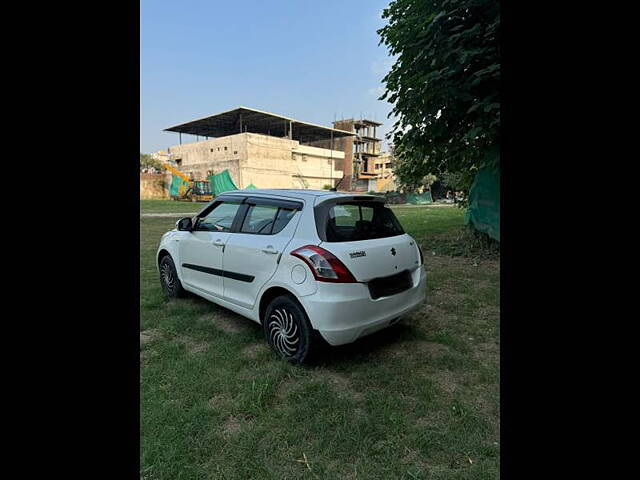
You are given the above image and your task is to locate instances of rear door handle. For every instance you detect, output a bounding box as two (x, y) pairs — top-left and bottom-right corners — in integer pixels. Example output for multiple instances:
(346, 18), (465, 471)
(212, 239), (225, 247)
(262, 246), (279, 254)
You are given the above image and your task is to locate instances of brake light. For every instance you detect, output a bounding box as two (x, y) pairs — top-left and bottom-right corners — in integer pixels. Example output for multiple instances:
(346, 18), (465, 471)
(290, 245), (357, 283)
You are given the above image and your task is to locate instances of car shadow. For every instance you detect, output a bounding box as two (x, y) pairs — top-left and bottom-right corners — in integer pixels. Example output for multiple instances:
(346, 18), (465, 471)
(309, 321), (422, 367)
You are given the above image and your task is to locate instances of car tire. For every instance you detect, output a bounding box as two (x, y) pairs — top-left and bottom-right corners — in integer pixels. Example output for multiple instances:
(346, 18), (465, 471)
(263, 295), (315, 364)
(159, 255), (186, 298)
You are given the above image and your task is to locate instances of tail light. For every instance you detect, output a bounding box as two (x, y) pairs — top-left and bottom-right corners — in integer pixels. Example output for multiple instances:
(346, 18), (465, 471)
(290, 245), (357, 283)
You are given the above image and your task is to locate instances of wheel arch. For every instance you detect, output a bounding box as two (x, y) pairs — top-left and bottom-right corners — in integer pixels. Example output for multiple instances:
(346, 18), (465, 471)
(157, 248), (172, 267)
(259, 286), (302, 325)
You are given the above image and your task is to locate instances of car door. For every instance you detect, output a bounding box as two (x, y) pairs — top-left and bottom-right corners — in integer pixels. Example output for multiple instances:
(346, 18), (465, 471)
(178, 199), (244, 298)
(222, 197), (302, 309)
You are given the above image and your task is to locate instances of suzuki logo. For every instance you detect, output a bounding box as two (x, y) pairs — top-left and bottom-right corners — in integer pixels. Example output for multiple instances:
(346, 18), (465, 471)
(390, 247), (396, 256)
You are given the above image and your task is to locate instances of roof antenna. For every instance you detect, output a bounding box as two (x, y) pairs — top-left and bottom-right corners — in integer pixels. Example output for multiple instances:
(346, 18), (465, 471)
(330, 175), (345, 192)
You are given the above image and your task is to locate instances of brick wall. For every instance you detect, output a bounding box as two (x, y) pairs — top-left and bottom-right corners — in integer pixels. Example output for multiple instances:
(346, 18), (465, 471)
(140, 173), (171, 199)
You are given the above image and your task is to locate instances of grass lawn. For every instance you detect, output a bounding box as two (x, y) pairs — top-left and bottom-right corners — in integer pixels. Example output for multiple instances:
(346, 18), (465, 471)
(140, 204), (500, 479)
(141, 199), (205, 214)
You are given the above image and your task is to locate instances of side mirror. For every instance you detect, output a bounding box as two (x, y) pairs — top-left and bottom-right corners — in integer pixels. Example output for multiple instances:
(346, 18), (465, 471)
(176, 217), (193, 231)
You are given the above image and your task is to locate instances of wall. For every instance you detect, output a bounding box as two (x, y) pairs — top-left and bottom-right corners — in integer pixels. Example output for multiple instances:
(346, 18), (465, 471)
(167, 134), (248, 184)
(166, 132), (343, 190)
(140, 173), (171, 199)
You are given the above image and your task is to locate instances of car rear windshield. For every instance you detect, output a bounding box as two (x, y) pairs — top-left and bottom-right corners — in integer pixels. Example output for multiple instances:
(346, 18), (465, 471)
(316, 201), (405, 242)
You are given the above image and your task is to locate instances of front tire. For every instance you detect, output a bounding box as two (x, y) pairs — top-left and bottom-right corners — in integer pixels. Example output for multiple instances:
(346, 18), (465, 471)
(263, 295), (315, 364)
(159, 255), (185, 298)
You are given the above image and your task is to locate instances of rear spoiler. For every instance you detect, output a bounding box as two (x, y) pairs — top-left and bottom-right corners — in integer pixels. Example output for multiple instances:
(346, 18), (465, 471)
(315, 195), (386, 207)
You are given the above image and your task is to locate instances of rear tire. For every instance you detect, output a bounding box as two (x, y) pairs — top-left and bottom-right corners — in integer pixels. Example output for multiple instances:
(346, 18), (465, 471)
(159, 255), (186, 298)
(263, 295), (315, 364)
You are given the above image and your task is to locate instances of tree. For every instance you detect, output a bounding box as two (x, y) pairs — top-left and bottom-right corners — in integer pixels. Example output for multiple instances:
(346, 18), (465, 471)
(140, 153), (161, 172)
(378, 0), (500, 193)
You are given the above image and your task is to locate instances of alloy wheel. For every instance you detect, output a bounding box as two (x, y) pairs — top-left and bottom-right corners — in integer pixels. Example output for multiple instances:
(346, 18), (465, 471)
(267, 308), (299, 358)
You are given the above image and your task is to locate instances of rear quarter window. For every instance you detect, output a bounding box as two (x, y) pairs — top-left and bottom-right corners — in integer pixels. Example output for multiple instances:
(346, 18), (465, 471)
(316, 201), (404, 242)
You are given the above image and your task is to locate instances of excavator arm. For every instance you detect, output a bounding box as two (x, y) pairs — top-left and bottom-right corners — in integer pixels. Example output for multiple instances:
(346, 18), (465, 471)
(161, 163), (191, 183)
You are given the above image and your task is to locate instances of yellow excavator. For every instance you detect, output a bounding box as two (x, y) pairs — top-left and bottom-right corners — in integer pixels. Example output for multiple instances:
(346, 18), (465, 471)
(162, 163), (213, 202)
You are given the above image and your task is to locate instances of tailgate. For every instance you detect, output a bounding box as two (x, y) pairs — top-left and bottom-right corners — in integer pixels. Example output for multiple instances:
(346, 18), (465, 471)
(320, 234), (420, 282)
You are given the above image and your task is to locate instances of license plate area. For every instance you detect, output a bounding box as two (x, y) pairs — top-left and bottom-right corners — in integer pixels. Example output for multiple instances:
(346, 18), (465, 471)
(367, 270), (413, 299)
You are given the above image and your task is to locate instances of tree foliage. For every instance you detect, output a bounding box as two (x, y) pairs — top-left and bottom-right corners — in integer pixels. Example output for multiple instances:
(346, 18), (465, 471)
(140, 153), (161, 172)
(378, 0), (500, 191)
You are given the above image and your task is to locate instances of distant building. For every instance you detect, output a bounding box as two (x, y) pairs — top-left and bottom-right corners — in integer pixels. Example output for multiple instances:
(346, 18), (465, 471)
(373, 152), (397, 192)
(161, 107), (353, 190)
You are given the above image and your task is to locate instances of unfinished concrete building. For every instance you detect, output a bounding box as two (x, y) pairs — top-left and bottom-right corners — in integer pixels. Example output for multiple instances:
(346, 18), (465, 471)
(162, 107), (354, 190)
(308, 118), (384, 192)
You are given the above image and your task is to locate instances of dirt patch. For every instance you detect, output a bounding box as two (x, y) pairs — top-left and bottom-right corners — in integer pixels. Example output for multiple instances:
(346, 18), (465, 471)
(200, 312), (249, 334)
(221, 415), (252, 437)
(140, 348), (158, 365)
(208, 394), (231, 410)
(274, 376), (303, 402)
(324, 371), (364, 402)
(242, 343), (268, 359)
(176, 336), (209, 354)
(140, 329), (161, 349)
(430, 370), (465, 397)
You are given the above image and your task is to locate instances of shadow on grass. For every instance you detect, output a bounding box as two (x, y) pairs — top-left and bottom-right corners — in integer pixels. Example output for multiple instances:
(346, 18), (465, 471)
(176, 292), (425, 367)
(308, 322), (423, 367)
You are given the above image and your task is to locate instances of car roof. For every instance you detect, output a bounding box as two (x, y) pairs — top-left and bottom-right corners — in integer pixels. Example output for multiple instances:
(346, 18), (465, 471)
(220, 189), (371, 201)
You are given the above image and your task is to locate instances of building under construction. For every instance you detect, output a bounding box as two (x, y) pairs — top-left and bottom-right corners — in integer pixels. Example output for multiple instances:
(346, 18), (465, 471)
(157, 106), (393, 192)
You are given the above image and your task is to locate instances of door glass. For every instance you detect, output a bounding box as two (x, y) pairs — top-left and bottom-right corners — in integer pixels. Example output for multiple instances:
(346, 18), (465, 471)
(196, 202), (241, 232)
(240, 205), (279, 234)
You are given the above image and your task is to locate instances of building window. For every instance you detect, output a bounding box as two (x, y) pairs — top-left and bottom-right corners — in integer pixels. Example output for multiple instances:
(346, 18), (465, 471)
(301, 155), (307, 162)
(234, 151), (238, 155)
(210, 149), (214, 153)
(224, 146), (227, 151)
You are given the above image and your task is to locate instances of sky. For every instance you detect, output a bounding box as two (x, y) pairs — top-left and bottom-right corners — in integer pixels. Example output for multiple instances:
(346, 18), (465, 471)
(140, 0), (396, 154)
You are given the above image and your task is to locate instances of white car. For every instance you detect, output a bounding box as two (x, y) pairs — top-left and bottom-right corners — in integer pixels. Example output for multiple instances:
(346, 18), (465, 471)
(157, 189), (427, 363)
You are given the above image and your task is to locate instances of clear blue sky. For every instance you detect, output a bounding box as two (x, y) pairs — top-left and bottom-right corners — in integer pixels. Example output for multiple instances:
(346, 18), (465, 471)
(140, 0), (395, 154)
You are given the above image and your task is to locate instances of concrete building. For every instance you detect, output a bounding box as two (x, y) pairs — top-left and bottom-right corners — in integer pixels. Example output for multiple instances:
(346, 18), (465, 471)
(373, 152), (397, 192)
(161, 107), (354, 190)
(306, 118), (384, 192)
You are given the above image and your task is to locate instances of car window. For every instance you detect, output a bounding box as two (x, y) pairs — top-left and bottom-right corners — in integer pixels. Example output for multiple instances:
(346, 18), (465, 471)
(240, 204), (297, 235)
(196, 201), (242, 232)
(323, 202), (404, 242)
(272, 208), (296, 234)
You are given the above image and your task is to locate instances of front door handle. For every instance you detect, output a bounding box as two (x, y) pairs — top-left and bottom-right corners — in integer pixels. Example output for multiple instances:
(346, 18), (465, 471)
(262, 246), (279, 255)
(212, 239), (225, 247)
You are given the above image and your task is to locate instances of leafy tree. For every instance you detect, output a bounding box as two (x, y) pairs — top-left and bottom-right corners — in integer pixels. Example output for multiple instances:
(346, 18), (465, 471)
(140, 153), (161, 172)
(390, 146), (437, 192)
(378, 0), (500, 193)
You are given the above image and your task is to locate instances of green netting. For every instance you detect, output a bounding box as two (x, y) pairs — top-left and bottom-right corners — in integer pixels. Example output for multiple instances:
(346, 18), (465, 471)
(465, 165), (500, 241)
(208, 169), (238, 196)
(244, 184), (257, 190)
(406, 192), (433, 204)
(169, 175), (186, 197)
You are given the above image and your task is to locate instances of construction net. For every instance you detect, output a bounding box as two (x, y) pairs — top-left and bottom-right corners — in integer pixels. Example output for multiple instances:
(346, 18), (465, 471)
(405, 192), (434, 204)
(244, 184), (257, 190)
(465, 165), (500, 241)
(208, 170), (238, 196)
(169, 175), (187, 197)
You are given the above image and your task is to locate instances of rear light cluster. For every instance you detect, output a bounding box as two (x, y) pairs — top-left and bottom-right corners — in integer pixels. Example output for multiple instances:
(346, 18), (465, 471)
(290, 245), (357, 283)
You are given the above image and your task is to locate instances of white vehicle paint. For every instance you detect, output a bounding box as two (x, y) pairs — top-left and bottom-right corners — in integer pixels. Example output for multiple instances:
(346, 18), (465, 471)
(157, 189), (427, 363)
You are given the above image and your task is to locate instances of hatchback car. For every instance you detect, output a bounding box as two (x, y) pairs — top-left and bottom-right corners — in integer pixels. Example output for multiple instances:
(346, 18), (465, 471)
(157, 189), (427, 363)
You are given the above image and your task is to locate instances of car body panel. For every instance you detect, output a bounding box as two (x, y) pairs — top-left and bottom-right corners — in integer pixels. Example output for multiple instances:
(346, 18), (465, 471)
(156, 190), (427, 348)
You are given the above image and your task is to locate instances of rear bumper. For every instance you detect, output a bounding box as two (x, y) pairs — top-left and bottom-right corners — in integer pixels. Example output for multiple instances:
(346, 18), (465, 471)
(299, 266), (427, 346)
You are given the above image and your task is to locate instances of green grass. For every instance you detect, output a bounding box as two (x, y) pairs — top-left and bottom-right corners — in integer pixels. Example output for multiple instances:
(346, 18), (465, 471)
(140, 199), (204, 214)
(141, 205), (500, 479)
